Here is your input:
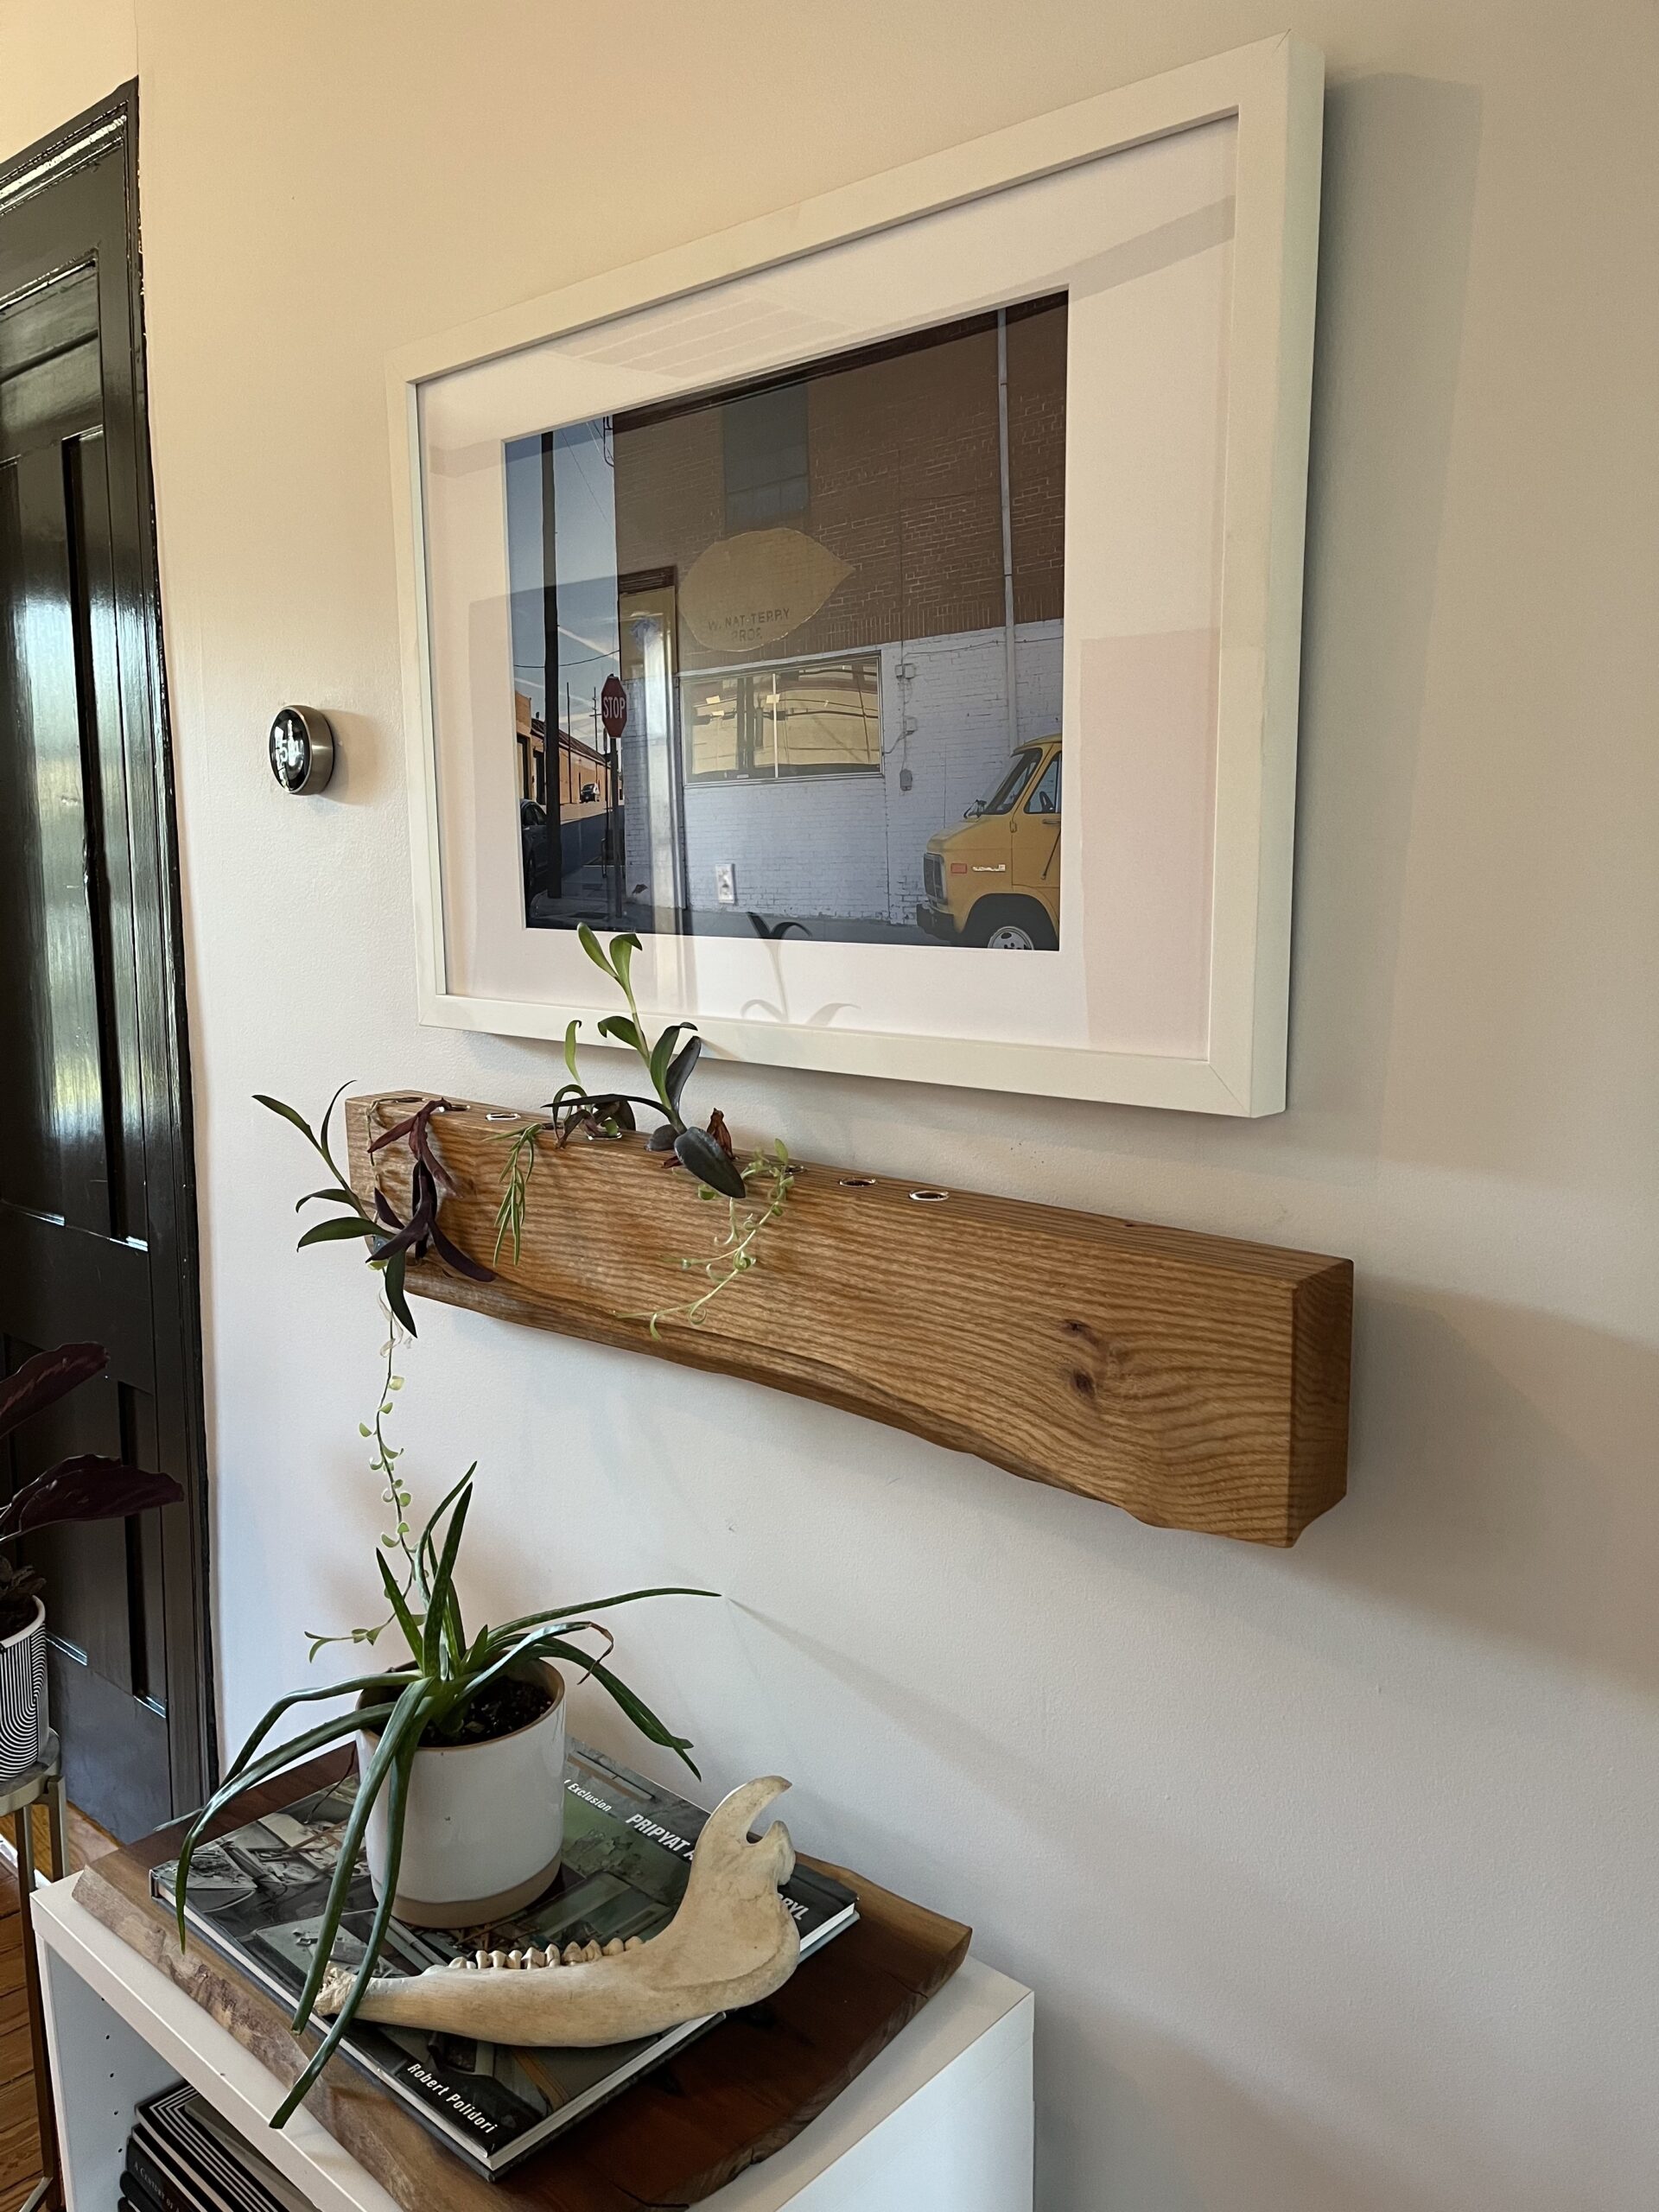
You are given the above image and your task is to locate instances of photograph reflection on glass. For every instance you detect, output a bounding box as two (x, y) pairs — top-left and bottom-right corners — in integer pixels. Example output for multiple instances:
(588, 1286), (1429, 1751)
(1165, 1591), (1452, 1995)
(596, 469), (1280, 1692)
(505, 294), (1065, 952)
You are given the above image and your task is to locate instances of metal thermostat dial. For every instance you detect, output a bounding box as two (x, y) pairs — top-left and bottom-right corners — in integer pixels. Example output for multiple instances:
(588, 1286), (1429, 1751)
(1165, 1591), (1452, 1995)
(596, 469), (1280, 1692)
(268, 705), (336, 793)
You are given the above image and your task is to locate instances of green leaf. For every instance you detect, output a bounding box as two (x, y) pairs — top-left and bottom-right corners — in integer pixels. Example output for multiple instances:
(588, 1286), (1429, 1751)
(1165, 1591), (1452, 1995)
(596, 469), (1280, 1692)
(648, 1023), (687, 1100)
(272, 1737), (416, 2129)
(423, 1482), (472, 1677)
(217, 1676), (406, 1793)
(576, 922), (614, 981)
(296, 1185), (362, 1214)
(173, 1700), (398, 1948)
(416, 1467), (476, 1571)
(418, 1523), (470, 1670)
(443, 1581), (468, 1675)
(489, 1586), (717, 1644)
(596, 1014), (645, 1056)
(254, 1093), (316, 1142)
(296, 1216), (378, 1249)
(665, 1033), (702, 1110)
(673, 1127), (746, 1199)
(610, 933), (640, 1000)
(459, 1622), (563, 1707)
(317, 1079), (353, 1169)
(376, 1549), (424, 1665)
(289, 1680), (429, 2032)
(541, 1643), (699, 1777)
(563, 1020), (581, 1084)
(380, 1248), (417, 1338)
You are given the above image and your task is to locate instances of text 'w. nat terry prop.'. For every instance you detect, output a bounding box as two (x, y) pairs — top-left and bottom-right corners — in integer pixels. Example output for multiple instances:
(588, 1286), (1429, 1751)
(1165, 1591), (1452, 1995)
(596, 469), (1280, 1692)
(678, 531), (854, 653)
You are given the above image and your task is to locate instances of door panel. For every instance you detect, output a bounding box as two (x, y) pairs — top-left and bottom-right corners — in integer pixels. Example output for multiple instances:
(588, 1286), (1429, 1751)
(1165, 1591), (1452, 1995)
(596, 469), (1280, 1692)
(0, 438), (108, 1226)
(0, 94), (210, 1836)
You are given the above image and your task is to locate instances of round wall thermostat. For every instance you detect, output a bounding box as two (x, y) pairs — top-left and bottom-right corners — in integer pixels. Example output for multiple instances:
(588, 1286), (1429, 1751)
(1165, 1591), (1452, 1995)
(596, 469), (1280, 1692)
(268, 705), (335, 794)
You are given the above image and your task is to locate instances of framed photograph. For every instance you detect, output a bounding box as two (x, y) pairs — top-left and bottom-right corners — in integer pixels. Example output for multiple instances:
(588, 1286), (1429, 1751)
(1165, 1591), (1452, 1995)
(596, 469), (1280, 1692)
(388, 35), (1322, 1113)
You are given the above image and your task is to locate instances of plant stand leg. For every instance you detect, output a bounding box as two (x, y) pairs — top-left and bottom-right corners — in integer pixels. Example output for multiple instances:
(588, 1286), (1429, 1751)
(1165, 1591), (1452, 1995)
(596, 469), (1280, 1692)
(45, 1773), (67, 1884)
(14, 1802), (60, 2212)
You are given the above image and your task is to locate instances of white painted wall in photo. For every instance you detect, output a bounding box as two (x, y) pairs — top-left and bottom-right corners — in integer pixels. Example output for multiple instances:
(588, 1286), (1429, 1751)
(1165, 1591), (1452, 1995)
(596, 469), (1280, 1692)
(673, 624), (1063, 929)
(416, 118), (1235, 1063)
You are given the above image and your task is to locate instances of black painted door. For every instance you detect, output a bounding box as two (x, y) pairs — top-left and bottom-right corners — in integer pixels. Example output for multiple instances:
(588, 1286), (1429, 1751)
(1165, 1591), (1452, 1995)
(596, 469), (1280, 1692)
(0, 95), (210, 1838)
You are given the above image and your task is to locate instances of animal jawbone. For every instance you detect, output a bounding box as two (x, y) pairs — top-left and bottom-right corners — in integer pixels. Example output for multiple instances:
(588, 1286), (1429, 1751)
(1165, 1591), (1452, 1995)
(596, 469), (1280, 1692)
(315, 1776), (802, 2047)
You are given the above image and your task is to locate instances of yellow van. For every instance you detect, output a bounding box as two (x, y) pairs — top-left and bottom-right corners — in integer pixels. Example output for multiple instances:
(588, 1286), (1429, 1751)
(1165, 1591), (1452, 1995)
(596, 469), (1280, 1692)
(917, 735), (1061, 949)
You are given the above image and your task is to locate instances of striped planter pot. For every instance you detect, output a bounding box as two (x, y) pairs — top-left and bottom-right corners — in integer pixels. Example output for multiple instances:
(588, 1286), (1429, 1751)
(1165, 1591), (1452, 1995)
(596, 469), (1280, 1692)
(0, 1600), (48, 1786)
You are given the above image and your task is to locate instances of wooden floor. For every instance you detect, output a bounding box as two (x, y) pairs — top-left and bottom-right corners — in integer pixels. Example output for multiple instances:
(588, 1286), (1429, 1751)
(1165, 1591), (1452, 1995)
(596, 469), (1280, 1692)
(0, 1806), (118, 2212)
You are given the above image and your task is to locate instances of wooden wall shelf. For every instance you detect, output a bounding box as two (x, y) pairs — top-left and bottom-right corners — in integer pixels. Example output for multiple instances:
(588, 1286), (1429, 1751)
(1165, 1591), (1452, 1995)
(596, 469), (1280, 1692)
(346, 1095), (1352, 1547)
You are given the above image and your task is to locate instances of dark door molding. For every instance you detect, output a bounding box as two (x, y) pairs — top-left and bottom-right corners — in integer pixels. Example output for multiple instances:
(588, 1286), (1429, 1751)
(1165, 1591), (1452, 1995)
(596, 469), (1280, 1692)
(1, 84), (214, 1822)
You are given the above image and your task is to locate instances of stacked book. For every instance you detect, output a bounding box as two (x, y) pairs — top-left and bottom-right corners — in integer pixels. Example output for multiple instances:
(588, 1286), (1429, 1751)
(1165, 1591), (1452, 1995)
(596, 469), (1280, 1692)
(150, 1739), (858, 2177)
(124, 2083), (311, 2212)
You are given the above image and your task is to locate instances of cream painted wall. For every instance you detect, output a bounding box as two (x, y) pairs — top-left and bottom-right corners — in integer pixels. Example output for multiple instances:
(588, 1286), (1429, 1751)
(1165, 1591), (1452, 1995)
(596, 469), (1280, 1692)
(0, 0), (133, 153)
(5, 5), (1658, 2207)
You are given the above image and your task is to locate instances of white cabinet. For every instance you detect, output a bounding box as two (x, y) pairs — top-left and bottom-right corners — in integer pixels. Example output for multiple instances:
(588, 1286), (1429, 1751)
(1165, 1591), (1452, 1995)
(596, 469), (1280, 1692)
(34, 1872), (1033, 2212)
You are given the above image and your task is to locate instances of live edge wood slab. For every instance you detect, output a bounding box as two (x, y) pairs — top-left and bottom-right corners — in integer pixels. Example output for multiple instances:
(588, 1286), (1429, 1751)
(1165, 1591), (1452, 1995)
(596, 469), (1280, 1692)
(76, 1751), (970, 2212)
(346, 1093), (1351, 1546)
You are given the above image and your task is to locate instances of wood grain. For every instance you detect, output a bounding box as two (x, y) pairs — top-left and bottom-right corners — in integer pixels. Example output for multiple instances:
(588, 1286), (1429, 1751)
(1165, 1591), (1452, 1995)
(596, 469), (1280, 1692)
(347, 1094), (1352, 1545)
(75, 1754), (969, 2211)
(0, 1865), (42, 2212)
(2, 1796), (111, 2212)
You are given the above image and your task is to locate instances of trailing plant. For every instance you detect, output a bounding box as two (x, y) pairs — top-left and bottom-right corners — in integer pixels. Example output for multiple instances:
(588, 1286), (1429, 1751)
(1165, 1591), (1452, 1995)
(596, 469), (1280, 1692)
(636, 1140), (796, 1339)
(0, 1344), (183, 1638)
(303, 1301), (414, 1663)
(487, 929), (796, 1325)
(489, 924), (747, 1248)
(260, 930), (795, 1351)
(257, 1084), (495, 1339)
(175, 1465), (713, 2129)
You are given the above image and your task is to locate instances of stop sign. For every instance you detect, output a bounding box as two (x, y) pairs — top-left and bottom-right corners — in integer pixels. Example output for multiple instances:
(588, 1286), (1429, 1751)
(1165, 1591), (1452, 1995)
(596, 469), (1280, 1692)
(600, 674), (628, 741)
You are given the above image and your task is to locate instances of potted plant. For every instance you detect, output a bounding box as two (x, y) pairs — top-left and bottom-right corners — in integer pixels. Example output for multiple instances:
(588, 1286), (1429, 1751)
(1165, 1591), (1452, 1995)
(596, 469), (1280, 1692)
(0, 1344), (183, 1784)
(176, 1459), (709, 2127)
(175, 935), (769, 2129)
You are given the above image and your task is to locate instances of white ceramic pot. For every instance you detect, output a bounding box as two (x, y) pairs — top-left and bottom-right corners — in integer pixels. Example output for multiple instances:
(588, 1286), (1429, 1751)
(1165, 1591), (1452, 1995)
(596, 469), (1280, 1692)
(0, 1599), (48, 1787)
(357, 1661), (566, 1928)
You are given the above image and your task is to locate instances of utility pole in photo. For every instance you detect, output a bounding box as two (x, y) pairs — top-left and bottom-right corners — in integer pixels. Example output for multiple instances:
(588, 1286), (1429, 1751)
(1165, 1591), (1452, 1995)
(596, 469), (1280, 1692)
(539, 429), (564, 902)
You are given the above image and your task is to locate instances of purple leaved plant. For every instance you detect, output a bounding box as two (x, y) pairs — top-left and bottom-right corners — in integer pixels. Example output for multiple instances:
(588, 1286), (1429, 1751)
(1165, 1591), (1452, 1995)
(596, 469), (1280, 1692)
(0, 1344), (182, 1637)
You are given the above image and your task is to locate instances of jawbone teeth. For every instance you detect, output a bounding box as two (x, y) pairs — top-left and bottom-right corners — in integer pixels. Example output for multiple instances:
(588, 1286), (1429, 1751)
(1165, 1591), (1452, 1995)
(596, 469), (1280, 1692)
(448, 1934), (651, 1971)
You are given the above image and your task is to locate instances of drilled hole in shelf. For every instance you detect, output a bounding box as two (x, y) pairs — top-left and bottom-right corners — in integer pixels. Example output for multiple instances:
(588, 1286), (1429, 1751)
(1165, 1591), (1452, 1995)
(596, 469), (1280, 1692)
(838, 1177), (876, 1188)
(909, 1189), (950, 1204)
(485, 1110), (523, 1122)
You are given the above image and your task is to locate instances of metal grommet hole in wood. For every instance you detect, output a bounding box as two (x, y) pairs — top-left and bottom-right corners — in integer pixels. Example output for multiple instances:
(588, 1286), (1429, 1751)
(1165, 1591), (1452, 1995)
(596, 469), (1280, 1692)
(838, 1177), (876, 1188)
(909, 1189), (950, 1204)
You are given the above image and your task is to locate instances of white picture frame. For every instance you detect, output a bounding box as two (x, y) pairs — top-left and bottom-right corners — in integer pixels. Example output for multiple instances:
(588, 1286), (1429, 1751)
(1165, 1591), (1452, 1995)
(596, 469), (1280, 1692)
(387, 34), (1323, 1115)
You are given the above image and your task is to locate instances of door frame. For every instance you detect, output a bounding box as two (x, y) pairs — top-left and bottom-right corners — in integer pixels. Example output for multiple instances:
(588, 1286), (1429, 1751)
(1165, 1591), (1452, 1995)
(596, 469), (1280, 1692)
(1, 83), (214, 1821)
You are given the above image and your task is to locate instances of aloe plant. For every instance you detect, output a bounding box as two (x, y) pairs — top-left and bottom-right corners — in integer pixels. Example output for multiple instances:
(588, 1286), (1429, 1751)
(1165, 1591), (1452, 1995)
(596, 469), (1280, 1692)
(175, 1468), (710, 2128)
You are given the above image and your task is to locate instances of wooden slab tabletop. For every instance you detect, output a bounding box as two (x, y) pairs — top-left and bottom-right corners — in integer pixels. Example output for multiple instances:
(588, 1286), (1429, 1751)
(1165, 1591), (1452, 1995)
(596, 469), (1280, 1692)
(76, 1753), (970, 2210)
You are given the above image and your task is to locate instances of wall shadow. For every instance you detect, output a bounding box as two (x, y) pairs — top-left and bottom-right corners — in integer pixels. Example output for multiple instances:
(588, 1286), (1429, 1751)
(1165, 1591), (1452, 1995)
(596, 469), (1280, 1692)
(1292, 1283), (1659, 1695)
(1284, 71), (1484, 1159)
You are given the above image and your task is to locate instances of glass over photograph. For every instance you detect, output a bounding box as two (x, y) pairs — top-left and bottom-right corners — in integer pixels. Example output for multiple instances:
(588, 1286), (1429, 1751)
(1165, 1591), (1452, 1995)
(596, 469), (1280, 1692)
(505, 293), (1067, 950)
